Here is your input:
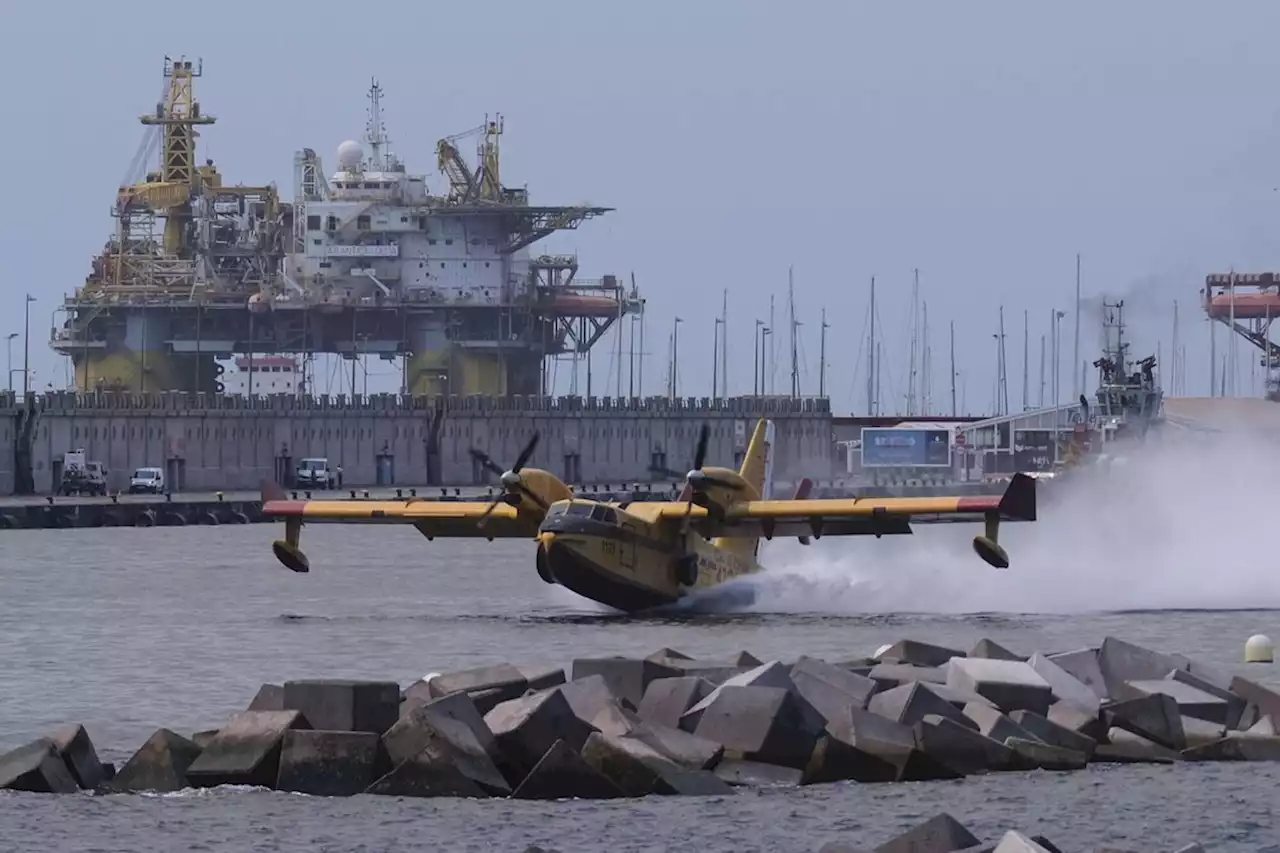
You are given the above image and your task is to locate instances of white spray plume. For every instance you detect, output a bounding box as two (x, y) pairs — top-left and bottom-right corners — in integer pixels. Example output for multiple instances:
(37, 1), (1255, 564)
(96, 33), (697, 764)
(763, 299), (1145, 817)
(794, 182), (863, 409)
(739, 416), (1280, 615)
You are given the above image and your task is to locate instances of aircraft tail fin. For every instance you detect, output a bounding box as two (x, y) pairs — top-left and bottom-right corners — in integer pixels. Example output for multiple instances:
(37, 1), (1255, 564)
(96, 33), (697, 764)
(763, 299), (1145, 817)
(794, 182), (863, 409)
(737, 418), (774, 499)
(713, 419), (773, 561)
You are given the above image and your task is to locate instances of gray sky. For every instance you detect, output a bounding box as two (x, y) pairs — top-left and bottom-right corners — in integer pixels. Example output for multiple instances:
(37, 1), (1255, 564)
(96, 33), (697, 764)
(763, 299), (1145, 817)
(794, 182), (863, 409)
(5, 0), (1280, 414)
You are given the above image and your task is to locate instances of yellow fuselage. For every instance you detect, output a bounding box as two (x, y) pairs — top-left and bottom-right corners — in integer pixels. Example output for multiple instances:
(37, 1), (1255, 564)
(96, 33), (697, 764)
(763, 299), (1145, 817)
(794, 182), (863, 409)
(535, 499), (763, 613)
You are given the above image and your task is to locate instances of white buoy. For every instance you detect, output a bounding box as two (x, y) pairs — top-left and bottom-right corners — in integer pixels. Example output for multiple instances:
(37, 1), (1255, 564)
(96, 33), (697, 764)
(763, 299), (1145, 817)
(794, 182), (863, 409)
(873, 644), (893, 660)
(1244, 634), (1274, 664)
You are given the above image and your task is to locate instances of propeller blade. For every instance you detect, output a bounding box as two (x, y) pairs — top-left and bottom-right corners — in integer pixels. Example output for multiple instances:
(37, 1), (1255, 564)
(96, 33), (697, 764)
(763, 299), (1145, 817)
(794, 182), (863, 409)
(476, 496), (503, 528)
(692, 423), (710, 470)
(513, 432), (540, 473)
(468, 448), (505, 478)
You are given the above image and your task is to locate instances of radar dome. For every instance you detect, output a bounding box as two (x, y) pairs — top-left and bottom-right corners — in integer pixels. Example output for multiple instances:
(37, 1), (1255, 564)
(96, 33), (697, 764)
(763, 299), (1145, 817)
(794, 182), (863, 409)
(336, 140), (363, 168)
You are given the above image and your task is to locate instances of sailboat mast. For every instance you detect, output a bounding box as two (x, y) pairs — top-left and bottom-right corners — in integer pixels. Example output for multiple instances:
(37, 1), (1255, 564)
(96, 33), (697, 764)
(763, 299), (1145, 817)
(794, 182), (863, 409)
(819, 307), (828, 399)
(949, 320), (957, 416)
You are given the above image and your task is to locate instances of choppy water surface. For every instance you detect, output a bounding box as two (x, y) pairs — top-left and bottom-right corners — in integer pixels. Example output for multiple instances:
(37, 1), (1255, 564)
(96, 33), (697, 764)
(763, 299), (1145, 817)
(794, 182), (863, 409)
(2, 459), (1280, 853)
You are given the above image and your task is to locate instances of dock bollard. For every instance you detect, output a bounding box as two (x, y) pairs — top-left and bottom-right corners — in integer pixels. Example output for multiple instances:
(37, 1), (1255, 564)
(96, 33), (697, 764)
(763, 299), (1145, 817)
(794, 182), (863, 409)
(1245, 634), (1275, 663)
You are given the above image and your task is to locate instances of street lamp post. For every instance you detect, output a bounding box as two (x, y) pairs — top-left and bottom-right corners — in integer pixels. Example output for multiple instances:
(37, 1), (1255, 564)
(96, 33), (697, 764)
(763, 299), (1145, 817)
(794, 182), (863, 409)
(22, 295), (35, 397)
(6, 332), (17, 394)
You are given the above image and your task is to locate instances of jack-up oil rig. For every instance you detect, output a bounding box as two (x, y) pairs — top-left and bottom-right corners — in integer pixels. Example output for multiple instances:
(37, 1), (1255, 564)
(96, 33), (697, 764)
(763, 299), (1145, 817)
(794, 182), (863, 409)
(52, 57), (641, 396)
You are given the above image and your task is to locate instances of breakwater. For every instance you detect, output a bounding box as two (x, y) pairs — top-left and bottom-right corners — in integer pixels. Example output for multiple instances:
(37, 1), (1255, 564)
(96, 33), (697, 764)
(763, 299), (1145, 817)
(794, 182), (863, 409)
(0, 391), (834, 496)
(4, 634), (1275, 837)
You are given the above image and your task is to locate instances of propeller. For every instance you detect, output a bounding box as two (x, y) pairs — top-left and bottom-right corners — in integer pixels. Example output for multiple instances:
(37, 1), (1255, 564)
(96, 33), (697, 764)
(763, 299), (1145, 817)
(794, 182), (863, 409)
(648, 423), (742, 493)
(469, 431), (546, 528)
(649, 423), (742, 583)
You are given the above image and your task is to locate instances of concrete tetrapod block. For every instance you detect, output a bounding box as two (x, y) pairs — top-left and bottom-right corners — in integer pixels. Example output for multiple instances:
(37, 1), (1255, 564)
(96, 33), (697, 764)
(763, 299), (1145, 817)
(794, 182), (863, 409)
(1097, 636), (1187, 699)
(961, 702), (1040, 745)
(689, 685), (825, 770)
(484, 688), (598, 784)
(1092, 727), (1179, 763)
(790, 656), (878, 709)
(282, 679), (400, 735)
(581, 731), (732, 797)
(1046, 700), (1108, 743)
(510, 738), (626, 800)
(427, 663), (529, 711)
(0, 739), (80, 793)
(247, 683), (285, 711)
(1044, 647), (1108, 700)
(1164, 669), (1245, 730)
(636, 676), (714, 729)
(1247, 715), (1276, 736)
(588, 702), (640, 737)
(809, 706), (960, 784)
(185, 710), (311, 788)
(107, 729), (202, 793)
(992, 831), (1055, 853)
(49, 723), (105, 790)
(517, 665), (567, 692)
(1181, 732), (1280, 761)
(570, 658), (682, 708)
(625, 721), (723, 770)
(716, 759), (804, 787)
(1028, 653), (1101, 714)
(1102, 693), (1186, 750)
(867, 664), (948, 691)
(1229, 675), (1280, 722)
(554, 674), (631, 724)
(871, 812), (981, 853)
(945, 658), (1053, 715)
(1120, 679), (1228, 725)
(1008, 710), (1098, 758)
(970, 638), (1026, 661)
(276, 730), (380, 796)
(1003, 737), (1088, 771)
(912, 714), (1021, 775)
(876, 639), (967, 668)
(868, 682), (978, 731)
(679, 661), (799, 730)
(380, 699), (509, 796)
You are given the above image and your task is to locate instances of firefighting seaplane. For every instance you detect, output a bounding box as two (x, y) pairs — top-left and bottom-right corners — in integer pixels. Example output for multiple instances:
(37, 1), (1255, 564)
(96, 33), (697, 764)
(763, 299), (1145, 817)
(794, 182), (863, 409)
(261, 419), (1037, 614)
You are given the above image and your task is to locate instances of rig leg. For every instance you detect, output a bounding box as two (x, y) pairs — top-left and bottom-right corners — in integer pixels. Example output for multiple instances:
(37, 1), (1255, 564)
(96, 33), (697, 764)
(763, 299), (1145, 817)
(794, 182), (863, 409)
(972, 510), (1010, 569)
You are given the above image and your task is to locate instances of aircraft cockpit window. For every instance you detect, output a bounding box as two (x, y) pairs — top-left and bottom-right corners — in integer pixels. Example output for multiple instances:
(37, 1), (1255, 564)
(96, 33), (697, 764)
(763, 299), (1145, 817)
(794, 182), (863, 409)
(566, 502), (593, 517)
(546, 503), (568, 518)
(590, 505), (618, 525)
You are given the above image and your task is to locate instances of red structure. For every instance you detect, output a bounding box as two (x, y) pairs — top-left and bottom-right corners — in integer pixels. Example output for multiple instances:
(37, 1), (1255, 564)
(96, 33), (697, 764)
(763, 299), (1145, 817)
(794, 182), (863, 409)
(1202, 272), (1280, 399)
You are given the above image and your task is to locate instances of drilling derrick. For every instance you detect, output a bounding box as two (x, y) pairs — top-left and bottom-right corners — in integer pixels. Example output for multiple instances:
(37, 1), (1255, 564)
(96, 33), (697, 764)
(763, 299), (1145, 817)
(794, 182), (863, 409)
(53, 56), (284, 393)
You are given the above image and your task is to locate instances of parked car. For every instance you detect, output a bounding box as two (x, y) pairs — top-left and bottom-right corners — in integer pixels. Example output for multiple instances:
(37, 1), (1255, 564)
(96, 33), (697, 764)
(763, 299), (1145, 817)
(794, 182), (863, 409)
(295, 457), (336, 489)
(129, 467), (165, 494)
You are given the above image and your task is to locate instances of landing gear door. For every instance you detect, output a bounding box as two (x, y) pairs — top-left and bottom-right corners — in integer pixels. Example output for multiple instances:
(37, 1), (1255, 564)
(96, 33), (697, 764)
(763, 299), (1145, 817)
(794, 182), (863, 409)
(619, 523), (637, 569)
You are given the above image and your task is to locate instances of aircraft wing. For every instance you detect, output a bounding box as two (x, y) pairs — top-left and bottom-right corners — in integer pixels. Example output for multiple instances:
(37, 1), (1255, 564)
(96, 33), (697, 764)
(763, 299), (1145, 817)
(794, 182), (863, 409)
(259, 481), (532, 538)
(648, 472), (1037, 540)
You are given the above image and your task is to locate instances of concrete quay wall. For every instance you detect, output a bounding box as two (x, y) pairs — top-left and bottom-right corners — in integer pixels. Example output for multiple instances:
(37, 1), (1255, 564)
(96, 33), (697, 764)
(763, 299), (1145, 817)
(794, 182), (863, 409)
(1, 392), (834, 496)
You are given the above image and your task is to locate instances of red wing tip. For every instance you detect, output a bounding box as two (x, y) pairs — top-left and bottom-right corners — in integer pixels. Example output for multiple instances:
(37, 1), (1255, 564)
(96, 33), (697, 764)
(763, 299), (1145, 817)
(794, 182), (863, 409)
(263, 500), (307, 517)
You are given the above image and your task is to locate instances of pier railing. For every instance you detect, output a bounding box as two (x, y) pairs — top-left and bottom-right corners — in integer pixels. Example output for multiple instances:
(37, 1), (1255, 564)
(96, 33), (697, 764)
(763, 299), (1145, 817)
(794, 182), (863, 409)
(0, 390), (831, 416)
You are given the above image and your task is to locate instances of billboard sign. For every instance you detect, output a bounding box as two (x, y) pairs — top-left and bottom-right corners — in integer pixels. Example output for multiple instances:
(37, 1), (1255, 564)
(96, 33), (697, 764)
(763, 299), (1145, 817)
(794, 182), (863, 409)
(1013, 429), (1055, 472)
(860, 428), (952, 467)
